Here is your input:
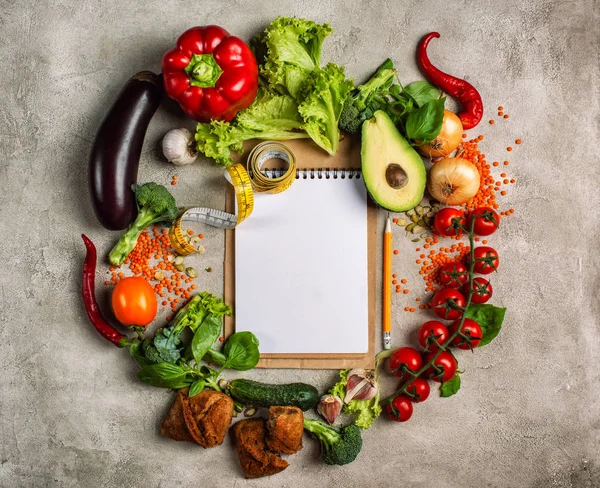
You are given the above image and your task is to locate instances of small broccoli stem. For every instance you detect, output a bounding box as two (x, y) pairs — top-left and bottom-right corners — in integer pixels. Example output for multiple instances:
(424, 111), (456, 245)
(107, 207), (156, 266)
(303, 418), (340, 445)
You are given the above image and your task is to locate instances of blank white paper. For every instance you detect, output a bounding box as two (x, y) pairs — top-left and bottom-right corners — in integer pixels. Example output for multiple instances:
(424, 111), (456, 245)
(235, 175), (368, 354)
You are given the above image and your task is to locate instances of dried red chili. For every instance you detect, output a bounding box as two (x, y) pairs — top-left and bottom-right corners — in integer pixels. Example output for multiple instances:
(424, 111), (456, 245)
(417, 32), (483, 130)
(81, 234), (128, 347)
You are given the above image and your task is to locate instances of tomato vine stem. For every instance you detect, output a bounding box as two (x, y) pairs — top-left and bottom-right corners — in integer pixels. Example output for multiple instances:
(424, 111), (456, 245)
(380, 218), (477, 405)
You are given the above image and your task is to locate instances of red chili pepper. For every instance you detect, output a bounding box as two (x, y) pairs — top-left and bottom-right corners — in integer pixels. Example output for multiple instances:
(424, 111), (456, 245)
(417, 32), (483, 130)
(81, 234), (127, 347)
(161, 25), (259, 122)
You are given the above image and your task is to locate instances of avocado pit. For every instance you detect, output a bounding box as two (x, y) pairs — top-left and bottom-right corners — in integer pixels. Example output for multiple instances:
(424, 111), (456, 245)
(385, 164), (408, 189)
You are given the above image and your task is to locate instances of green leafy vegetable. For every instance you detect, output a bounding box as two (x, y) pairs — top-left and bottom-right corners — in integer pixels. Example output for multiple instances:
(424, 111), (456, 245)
(329, 369), (382, 429)
(191, 314), (223, 364)
(222, 331), (261, 371)
(137, 363), (190, 389)
(440, 374), (461, 397)
(403, 81), (442, 107)
(465, 303), (507, 347)
(303, 418), (363, 465)
(405, 98), (446, 142)
(188, 379), (205, 397)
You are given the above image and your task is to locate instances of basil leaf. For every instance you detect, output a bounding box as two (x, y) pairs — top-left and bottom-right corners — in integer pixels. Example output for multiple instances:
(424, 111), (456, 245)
(464, 303), (507, 347)
(440, 374), (461, 397)
(188, 379), (205, 397)
(128, 338), (149, 367)
(202, 348), (227, 367)
(405, 98), (445, 142)
(137, 363), (190, 389)
(403, 81), (442, 107)
(191, 314), (223, 364)
(223, 332), (260, 371)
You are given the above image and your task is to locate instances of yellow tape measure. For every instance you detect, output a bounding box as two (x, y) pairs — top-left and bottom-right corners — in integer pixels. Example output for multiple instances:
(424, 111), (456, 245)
(168, 142), (296, 256)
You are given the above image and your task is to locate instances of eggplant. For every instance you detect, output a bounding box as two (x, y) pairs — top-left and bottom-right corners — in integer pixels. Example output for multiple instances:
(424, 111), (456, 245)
(89, 71), (163, 230)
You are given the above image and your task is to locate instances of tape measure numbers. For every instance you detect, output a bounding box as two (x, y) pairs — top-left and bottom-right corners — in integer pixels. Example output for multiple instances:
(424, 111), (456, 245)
(168, 142), (295, 256)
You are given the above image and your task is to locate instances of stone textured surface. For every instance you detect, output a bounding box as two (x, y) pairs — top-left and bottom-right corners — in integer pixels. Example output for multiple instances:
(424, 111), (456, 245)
(1, 0), (599, 486)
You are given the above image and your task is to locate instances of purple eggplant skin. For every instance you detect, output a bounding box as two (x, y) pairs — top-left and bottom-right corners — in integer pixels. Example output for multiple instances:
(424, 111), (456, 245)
(89, 71), (163, 230)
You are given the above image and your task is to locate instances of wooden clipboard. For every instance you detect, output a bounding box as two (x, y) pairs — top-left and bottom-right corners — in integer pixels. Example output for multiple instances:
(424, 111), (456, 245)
(223, 136), (376, 369)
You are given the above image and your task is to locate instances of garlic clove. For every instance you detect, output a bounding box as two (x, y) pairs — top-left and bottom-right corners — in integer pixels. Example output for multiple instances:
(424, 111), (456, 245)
(344, 368), (379, 403)
(317, 395), (343, 424)
(162, 128), (198, 166)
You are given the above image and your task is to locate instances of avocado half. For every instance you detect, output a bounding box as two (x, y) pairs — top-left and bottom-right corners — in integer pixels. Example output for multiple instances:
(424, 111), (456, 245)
(361, 111), (426, 212)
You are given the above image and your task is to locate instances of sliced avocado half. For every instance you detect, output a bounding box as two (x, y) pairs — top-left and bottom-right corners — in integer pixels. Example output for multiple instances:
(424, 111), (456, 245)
(361, 110), (426, 212)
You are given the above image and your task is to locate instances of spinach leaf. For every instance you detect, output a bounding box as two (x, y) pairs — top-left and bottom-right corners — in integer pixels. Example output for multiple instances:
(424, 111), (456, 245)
(465, 303), (507, 347)
(188, 379), (205, 397)
(136, 363), (190, 389)
(223, 332), (260, 371)
(405, 97), (445, 142)
(403, 81), (442, 107)
(191, 314), (223, 364)
(152, 327), (182, 363)
(440, 374), (461, 397)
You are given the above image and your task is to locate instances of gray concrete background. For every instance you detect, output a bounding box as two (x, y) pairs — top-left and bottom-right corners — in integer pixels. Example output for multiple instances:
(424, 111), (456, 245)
(1, 0), (599, 486)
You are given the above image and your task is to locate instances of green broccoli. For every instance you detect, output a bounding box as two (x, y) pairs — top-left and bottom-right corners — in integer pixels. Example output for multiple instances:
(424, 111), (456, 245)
(339, 59), (396, 135)
(303, 418), (363, 466)
(108, 183), (177, 266)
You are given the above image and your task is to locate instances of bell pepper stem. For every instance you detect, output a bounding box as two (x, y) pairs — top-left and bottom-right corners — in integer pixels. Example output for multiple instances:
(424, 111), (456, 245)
(185, 53), (223, 88)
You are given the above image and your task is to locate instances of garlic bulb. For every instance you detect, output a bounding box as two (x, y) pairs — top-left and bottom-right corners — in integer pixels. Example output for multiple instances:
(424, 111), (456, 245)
(162, 128), (198, 166)
(317, 395), (343, 424)
(344, 368), (379, 403)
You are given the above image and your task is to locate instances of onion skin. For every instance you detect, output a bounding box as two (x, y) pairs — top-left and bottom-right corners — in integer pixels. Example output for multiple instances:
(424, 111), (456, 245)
(418, 110), (463, 158)
(427, 157), (480, 205)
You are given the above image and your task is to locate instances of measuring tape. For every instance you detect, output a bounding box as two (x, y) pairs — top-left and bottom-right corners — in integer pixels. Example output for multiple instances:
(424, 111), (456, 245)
(168, 142), (296, 256)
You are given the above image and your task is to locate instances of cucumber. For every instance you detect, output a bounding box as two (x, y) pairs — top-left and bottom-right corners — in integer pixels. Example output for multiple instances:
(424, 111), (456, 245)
(229, 379), (319, 411)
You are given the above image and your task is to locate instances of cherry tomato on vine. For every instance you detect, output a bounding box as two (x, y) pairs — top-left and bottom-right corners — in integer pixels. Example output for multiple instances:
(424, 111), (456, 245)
(468, 207), (500, 236)
(471, 246), (500, 274)
(417, 321), (449, 352)
(111, 277), (157, 326)
(424, 351), (458, 383)
(449, 318), (483, 350)
(438, 261), (468, 288)
(405, 378), (430, 403)
(463, 277), (493, 304)
(389, 347), (423, 379)
(431, 288), (466, 320)
(385, 395), (413, 422)
(433, 208), (467, 237)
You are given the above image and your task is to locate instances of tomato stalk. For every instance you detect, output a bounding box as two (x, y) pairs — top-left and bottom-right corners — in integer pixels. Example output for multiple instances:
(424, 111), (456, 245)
(380, 219), (477, 405)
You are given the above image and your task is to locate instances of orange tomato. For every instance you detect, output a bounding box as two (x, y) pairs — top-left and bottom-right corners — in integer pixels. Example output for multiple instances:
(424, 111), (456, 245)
(111, 277), (157, 326)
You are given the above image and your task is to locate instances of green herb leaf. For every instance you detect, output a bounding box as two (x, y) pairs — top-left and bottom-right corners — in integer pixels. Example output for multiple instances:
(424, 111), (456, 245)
(440, 374), (461, 397)
(405, 98), (445, 142)
(464, 303), (507, 347)
(188, 379), (205, 397)
(191, 314), (223, 364)
(136, 363), (190, 389)
(223, 332), (260, 371)
(403, 81), (442, 107)
(128, 338), (149, 367)
(152, 326), (182, 364)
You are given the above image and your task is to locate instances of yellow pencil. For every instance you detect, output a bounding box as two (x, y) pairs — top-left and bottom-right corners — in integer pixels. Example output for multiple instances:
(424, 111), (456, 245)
(383, 216), (392, 349)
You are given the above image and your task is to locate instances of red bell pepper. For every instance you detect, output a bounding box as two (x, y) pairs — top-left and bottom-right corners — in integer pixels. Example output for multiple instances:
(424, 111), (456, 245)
(162, 25), (259, 122)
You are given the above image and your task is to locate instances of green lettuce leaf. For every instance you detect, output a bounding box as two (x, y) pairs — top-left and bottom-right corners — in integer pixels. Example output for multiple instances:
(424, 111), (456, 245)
(329, 369), (382, 430)
(298, 63), (354, 155)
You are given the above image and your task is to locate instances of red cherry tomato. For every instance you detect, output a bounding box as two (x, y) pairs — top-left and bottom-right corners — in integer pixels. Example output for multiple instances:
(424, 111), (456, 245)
(433, 208), (467, 237)
(468, 207), (500, 236)
(424, 351), (458, 383)
(389, 347), (423, 379)
(438, 261), (468, 288)
(385, 395), (413, 422)
(405, 378), (430, 403)
(449, 318), (483, 350)
(431, 288), (466, 320)
(463, 277), (493, 304)
(471, 246), (500, 274)
(111, 277), (157, 326)
(417, 321), (449, 352)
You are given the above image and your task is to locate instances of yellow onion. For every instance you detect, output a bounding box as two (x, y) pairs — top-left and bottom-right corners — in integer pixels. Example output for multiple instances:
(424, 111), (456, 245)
(418, 110), (463, 158)
(427, 157), (480, 205)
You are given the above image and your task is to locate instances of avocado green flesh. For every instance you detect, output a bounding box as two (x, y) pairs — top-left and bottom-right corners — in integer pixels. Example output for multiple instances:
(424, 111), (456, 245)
(361, 111), (426, 212)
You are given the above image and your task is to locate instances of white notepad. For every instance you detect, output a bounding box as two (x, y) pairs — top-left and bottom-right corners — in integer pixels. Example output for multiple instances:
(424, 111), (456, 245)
(235, 174), (369, 354)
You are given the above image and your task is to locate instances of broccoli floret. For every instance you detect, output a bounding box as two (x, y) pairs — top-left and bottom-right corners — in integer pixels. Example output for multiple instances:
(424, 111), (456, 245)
(339, 59), (396, 135)
(303, 418), (363, 466)
(108, 183), (177, 265)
